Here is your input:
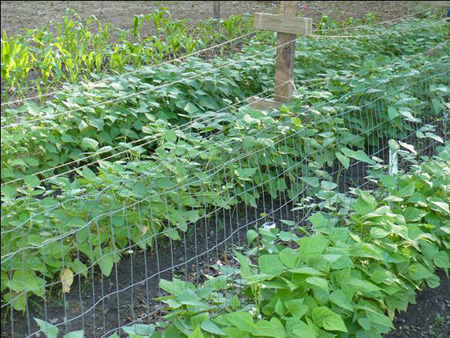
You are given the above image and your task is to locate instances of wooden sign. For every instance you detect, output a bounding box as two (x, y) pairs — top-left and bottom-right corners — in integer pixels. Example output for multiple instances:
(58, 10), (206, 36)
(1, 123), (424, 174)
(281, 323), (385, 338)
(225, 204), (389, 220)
(254, 13), (313, 35)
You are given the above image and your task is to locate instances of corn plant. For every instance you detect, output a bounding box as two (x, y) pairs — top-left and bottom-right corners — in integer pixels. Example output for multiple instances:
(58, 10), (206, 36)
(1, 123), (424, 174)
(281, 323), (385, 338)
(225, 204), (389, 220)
(1, 32), (34, 99)
(1, 8), (260, 102)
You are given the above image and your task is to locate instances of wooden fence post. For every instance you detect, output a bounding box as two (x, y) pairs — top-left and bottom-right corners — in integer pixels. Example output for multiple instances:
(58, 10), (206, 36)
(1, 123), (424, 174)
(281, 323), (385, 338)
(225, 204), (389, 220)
(273, 1), (298, 103)
(250, 1), (312, 110)
(213, 1), (221, 20)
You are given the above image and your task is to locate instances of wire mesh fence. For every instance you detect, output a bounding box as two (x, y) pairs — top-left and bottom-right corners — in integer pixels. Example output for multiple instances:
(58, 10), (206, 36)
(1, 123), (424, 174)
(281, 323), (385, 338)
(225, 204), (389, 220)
(1, 48), (449, 337)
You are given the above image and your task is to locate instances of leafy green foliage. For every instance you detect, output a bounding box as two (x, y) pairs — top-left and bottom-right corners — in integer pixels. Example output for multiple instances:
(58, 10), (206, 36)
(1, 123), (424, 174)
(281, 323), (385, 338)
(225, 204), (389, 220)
(154, 143), (450, 337)
(1, 8), (254, 101)
(1, 9), (449, 326)
(34, 318), (84, 338)
(1, 48), (448, 313)
(2, 12), (449, 184)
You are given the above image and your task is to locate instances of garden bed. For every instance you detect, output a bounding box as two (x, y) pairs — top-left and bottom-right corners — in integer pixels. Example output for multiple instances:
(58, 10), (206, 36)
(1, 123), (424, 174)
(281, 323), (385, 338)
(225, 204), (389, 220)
(1, 1), (415, 37)
(2, 3), (449, 337)
(3, 130), (448, 337)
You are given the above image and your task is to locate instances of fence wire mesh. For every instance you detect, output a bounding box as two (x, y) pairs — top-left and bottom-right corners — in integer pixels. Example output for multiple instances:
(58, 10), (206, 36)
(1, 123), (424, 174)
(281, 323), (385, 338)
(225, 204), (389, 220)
(1, 28), (450, 338)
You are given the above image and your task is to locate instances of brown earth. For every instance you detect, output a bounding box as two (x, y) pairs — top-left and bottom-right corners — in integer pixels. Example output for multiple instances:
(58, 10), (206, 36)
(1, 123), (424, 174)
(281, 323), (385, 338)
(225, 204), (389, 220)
(384, 270), (450, 338)
(1, 1), (421, 37)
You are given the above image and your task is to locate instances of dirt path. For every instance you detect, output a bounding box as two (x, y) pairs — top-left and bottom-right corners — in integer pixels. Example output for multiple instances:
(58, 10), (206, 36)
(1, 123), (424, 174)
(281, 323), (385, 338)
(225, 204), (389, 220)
(1, 1), (418, 37)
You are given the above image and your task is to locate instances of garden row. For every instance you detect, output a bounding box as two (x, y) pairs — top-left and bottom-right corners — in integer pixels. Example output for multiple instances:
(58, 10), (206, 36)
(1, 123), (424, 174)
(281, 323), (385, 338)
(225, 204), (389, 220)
(1, 56), (448, 313)
(149, 141), (450, 338)
(2, 15), (448, 185)
(1, 11), (449, 316)
(33, 141), (450, 337)
(2, 4), (424, 103)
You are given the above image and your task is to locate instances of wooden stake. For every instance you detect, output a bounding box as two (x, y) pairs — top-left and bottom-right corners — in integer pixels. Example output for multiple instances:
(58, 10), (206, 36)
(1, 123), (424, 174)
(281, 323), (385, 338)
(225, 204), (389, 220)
(251, 1), (311, 110)
(213, 1), (221, 20)
(274, 1), (298, 103)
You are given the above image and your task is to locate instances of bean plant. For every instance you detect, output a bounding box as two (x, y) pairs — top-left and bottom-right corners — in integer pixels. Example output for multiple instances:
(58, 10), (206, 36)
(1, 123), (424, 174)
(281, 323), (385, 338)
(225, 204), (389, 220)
(153, 142), (450, 337)
(1, 7), (449, 331)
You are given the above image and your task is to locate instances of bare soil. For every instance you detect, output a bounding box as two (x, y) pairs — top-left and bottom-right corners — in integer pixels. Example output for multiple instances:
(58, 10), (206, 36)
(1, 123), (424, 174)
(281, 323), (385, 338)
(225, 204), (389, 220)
(384, 270), (450, 338)
(1, 1), (419, 37)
